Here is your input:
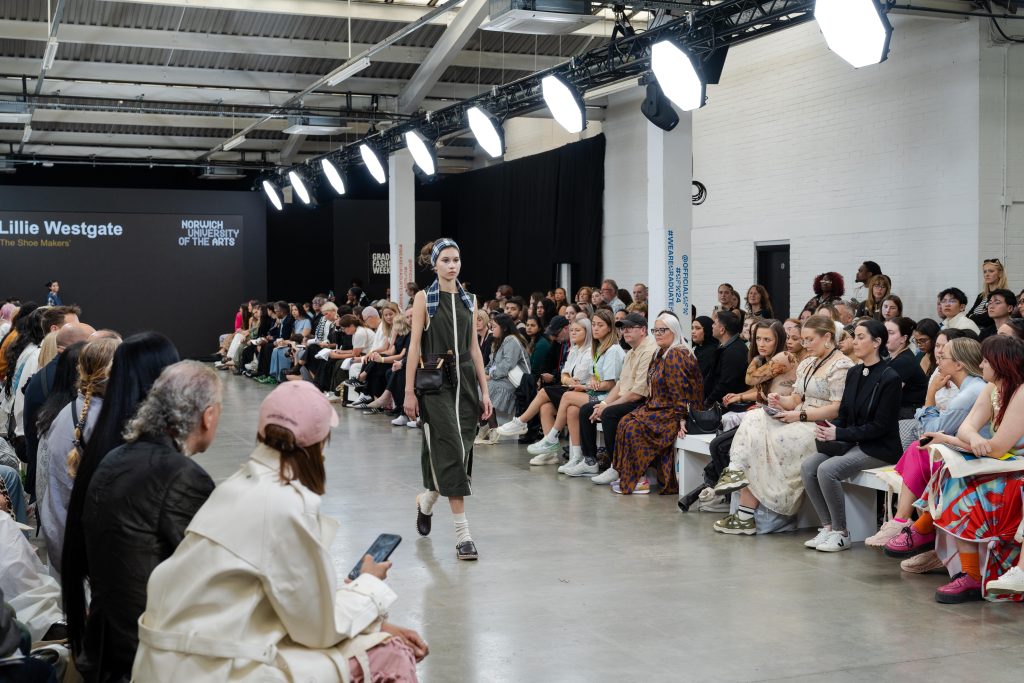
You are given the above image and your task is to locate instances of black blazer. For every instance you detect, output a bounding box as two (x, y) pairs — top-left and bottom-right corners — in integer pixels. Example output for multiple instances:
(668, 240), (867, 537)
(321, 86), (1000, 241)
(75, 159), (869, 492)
(832, 364), (903, 462)
(705, 336), (749, 405)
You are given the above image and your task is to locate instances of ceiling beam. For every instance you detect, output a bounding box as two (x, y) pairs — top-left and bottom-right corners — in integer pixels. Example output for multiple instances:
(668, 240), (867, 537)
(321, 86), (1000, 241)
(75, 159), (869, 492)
(279, 133), (307, 163)
(0, 20), (565, 73)
(0, 58), (494, 101)
(96, 0), (635, 37)
(398, 0), (489, 114)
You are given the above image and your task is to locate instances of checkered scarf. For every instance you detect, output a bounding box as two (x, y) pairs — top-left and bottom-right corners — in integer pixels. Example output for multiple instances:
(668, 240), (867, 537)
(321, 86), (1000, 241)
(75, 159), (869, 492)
(426, 238), (474, 318)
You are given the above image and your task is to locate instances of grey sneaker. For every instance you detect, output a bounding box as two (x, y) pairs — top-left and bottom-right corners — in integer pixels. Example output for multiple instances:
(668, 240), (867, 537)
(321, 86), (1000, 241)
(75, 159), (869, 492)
(527, 439), (560, 456)
(713, 468), (750, 495)
(591, 468), (619, 485)
(713, 513), (756, 535)
(565, 461), (599, 477)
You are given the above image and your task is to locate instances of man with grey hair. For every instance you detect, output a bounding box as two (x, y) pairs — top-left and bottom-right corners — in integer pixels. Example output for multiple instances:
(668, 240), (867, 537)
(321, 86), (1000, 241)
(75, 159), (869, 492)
(834, 301), (855, 325)
(78, 360), (220, 680)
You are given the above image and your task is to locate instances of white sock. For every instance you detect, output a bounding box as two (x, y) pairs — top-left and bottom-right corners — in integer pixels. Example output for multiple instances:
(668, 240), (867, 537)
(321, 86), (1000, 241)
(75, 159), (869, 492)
(419, 490), (439, 515)
(545, 428), (559, 443)
(453, 513), (472, 544)
(512, 416), (523, 426)
(570, 445), (582, 461)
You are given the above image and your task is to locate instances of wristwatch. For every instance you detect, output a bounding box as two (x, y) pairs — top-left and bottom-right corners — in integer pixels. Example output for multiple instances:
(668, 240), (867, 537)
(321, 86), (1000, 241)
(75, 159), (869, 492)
(799, 410), (808, 422)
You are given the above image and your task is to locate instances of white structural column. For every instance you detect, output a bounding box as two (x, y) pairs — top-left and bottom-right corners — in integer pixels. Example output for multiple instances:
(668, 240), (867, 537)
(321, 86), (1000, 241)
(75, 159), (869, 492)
(389, 149), (417, 305)
(645, 115), (693, 338)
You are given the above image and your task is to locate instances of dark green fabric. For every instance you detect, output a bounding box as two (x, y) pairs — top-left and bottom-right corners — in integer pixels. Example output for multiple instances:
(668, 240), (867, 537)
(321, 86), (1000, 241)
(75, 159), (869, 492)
(420, 293), (479, 497)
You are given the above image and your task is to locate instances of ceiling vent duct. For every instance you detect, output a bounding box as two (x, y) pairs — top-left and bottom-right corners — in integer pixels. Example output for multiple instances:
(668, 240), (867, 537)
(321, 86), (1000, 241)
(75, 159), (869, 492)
(199, 166), (246, 180)
(282, 116), (351, 135)
(483, 0), (600, 35)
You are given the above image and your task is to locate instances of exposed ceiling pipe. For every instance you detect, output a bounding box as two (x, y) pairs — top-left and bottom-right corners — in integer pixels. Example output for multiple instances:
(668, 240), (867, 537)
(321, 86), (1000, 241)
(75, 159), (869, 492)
(19, 0), (66, 153)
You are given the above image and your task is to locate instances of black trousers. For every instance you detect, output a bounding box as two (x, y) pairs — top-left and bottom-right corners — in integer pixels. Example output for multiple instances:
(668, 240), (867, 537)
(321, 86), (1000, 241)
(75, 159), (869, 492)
(364, 361), (389, 397)
(256, 343), (276, 376)
(579, 399), (644, 470)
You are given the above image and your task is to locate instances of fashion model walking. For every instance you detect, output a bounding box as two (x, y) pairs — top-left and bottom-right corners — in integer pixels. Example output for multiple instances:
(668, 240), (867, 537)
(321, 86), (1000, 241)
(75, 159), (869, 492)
(404, 238), (492, 560)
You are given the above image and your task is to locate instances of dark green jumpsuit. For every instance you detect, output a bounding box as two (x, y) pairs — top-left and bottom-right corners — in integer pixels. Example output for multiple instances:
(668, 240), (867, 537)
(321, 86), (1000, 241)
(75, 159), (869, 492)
(420, 292), (479, 497)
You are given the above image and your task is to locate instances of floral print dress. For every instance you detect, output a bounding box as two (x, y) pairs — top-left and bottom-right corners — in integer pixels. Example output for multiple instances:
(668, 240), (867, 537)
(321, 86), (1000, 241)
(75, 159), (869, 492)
(611, 346), (704, 495)
(728, 351), (853, 515)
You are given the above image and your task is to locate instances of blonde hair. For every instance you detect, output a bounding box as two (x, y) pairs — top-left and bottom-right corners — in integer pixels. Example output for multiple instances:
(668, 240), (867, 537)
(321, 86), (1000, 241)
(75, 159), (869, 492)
(379, 302), (401, 338)
(802, 314), (838, 345)
(38, 331), (59, 367)
(66, 337), (119, 477)
(982, 259), (1009, 295)
(391, 309), (411, 336)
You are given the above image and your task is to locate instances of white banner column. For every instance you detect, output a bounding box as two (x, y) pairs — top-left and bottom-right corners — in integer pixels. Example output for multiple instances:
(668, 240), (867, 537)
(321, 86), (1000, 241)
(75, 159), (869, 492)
(389, 149), (416, 307)
(645, 115), (693, 342)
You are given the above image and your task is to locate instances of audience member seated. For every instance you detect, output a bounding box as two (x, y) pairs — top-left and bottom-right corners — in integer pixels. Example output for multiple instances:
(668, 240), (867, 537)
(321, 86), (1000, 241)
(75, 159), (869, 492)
(36, 339), (116, 579)
(834, 300), (855, 325)
(863, 338), (984, 555)
(474, 309), (493, 367)
(886, 335), (1024, 603)
(348, 305), (399, 408)
(295, 301), (338, 385)
(482, 314), (531, 432)
(0, 302), (15, 340)
(979, 288), (1017, 340)
(913, 318), (940, 376)
(493, 317), (591, 448)
(938, 287), (981, 334)
(236, 302), (273, 375)
(600, 314), (703, 495)
(712, 315), (853, 536)
(524, 316), (548, 372)
(4, 308), (46, 461)
(62, 332), (181, 680)
(0, 302), (37, 383)
(745, 285), (774, 319)
(598, 279), (625, 313)
(362, 307), (412, 414)
(801, 319), (903, 552)
(704, 310), (749, 406)
(1, 463), (28, 525)
(713, 283), (737, 315)
(880, 294), (903, 322)
(535, 298), (556, 329)
(320, 313), (370, 400)
(632, 283), (648, 309)
(570, 314), (656, 478)
(132, 382), (426, 681)
(720, 320), (796, 430)
(253, 301), (294, 380)
(691, 316), (719, 381)
(0, 585), (60, 682)
(574, 286), (593, 309)
(855, 274), (891, 319)
(885, 317), (929, 416)
(1000, 318), (1024, 340)
(526, 310), (625, 465)
(967, 258), (1008, 329)
(803, 272), (845, 311)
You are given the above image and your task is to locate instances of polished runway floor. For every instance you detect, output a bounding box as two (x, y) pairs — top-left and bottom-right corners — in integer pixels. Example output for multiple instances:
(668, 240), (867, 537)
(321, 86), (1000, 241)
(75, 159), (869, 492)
(194, 376), (1024, 682)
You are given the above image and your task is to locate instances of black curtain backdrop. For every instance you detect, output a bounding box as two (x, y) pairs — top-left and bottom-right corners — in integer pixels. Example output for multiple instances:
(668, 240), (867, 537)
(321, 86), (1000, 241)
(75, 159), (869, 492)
(426, 134), (605, 299)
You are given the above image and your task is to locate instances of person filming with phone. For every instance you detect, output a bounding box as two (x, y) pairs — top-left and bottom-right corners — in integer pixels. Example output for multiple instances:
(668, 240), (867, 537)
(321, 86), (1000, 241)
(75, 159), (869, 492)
(132, 381), (427, 682)
(800, 319), (902, 553)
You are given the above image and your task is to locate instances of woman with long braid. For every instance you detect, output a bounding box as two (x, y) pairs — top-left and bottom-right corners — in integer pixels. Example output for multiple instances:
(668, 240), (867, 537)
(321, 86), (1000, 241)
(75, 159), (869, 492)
(39, 337), (119, 577)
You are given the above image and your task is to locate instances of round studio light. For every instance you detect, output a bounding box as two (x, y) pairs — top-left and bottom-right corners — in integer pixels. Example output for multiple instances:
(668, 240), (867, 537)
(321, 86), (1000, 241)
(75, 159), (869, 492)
(262, 179), (283, 211)
(321, 158), (346, 195)
(359, 143), (387, 184)
(815, 0), (892, 69)
(541, 74), (585, 134)
(651, 40), (705, 112)
(288, 170), (311, 204)
(467, 106), (503, 158)
(404, 130), (436, 176)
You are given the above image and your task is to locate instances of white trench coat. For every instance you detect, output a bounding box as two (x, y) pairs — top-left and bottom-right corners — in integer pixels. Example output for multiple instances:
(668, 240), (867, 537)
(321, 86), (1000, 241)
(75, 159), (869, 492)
(132, 445), (397, 683)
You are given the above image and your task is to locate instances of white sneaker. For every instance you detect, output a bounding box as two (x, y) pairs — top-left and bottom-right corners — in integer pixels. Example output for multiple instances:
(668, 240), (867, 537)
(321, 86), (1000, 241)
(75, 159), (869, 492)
(474, 426), (493, 445)
(564, 461), (599, 477)
(591, 468), (619, 485)
(816, 530), (851, 553)
(697, 487), (718, 505)
(327, 393), (344, 403)
(864, 519), (909, 547)
(495, 419), (528, 437)
(391, 415), (409, 427)
(697, 497), (731, 513)
(557, 454), (584, 473)
(987, 566), (1024, 596)
(529, 452), (560, 466)
(527, 439), (560, 456)
(803, 527), (833, 548)
(407, 419), (419, 429)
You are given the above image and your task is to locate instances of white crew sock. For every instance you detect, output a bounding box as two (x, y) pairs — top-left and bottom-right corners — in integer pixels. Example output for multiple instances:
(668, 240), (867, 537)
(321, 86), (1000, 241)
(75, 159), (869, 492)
(570, 445), (583, 461)
(419, 490), (439, 515)
(511, 416), (523, 426)
(453, 513), (472, 544)
(544, 428), (559, 444)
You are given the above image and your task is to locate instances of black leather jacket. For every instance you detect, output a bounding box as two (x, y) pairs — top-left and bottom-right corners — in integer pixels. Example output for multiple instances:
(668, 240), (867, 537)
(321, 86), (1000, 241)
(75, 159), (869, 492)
(79, 434), (214, 682)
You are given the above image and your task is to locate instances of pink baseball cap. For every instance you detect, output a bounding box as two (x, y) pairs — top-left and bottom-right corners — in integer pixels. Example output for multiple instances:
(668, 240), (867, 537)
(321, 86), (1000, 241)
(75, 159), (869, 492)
(258, 381), (339, 447)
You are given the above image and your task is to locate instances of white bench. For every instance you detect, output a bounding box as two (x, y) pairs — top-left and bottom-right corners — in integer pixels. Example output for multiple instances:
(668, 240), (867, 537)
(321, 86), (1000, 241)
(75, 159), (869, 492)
(673, 432), (893, 543)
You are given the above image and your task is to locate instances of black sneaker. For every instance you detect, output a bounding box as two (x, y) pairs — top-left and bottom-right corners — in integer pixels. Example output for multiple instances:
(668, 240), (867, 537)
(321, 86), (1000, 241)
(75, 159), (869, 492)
(456, 540), (478, 561)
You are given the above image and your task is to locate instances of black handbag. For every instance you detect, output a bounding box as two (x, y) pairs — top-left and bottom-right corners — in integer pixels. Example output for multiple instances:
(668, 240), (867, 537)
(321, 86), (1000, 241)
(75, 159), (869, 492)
(414, 354), (449, 396)
(815, 439), (855, 457)
(686, 402), (722, 435)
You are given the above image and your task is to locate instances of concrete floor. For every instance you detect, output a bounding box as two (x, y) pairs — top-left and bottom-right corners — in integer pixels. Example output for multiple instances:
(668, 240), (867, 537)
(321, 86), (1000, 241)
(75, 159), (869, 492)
(194, 375), (1024, 682)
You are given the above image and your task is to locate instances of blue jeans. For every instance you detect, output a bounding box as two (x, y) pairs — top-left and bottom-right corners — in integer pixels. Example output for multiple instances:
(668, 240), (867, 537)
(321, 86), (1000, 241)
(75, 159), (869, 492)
(2, 464), (27, 525)
(269, 347), (292, 381)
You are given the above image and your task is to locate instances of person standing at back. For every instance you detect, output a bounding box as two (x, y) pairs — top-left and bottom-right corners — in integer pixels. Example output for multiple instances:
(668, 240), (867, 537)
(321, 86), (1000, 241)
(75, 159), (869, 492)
(45, 281), (62, 307)
(404, 239), (492, 561)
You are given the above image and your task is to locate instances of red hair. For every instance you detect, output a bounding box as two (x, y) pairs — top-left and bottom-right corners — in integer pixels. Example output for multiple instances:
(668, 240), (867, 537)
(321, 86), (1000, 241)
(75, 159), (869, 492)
(981, 335), (1024, 427)
(813, 272), (845, 298)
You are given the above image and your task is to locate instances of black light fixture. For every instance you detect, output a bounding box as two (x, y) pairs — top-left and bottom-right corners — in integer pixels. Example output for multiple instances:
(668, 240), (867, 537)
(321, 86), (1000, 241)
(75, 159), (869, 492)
(640, 79), (679, 132)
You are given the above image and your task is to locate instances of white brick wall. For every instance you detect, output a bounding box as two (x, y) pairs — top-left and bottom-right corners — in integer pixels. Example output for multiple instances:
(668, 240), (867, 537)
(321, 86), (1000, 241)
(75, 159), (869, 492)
(601, 15), (1024, 320)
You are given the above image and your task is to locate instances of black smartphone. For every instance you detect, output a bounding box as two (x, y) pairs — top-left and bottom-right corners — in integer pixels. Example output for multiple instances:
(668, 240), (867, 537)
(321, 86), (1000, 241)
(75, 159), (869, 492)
(347, 533), (402, 581)
(919, 436), (934, 446)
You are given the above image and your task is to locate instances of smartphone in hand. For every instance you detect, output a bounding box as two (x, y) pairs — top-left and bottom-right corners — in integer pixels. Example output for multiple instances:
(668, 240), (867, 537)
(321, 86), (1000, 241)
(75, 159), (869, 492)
(347, 533), (402, 581)
(763, 406), (780, 417)
(816, 421), (830, 428)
